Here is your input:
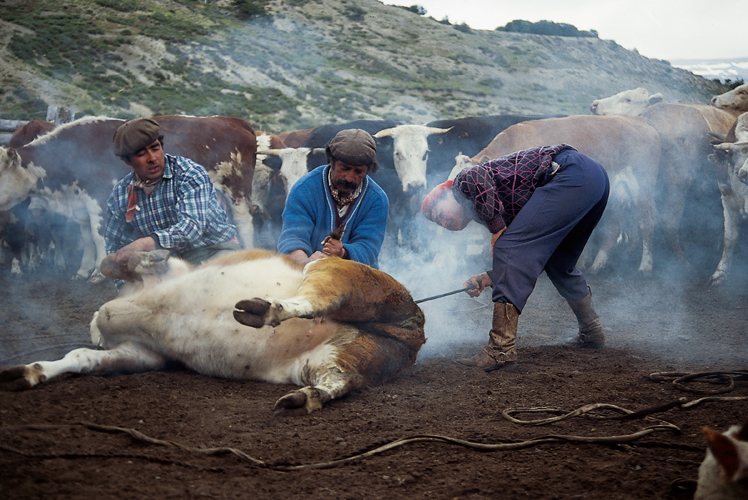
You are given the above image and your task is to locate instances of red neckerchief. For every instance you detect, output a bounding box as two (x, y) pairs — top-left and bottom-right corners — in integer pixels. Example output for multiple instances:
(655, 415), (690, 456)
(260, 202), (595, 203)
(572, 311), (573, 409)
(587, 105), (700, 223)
(125, 174), (159, 223)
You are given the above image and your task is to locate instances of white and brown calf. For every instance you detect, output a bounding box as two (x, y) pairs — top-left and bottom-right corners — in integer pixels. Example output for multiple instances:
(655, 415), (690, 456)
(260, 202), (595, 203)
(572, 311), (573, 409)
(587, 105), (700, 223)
(0, 250), (425, 412)
(695, 417), (748, 500)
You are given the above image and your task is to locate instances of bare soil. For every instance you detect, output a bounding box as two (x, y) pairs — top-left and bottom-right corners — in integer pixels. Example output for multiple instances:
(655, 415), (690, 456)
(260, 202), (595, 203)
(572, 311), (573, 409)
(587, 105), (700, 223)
(0, 254), (746, 500)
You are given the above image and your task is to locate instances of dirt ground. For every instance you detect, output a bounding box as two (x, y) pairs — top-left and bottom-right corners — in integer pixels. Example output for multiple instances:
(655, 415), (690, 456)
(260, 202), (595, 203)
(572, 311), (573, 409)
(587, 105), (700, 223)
(0, 242), (747, 500)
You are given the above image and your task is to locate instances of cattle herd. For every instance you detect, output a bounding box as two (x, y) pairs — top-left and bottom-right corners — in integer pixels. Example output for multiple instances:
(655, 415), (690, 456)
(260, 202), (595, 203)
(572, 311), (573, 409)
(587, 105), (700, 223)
(2, 85), (747, 286)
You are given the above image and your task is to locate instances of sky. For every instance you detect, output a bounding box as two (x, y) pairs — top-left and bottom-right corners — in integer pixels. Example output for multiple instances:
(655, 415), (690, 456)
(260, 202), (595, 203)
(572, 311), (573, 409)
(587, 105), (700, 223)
(382, 0), (748, 63)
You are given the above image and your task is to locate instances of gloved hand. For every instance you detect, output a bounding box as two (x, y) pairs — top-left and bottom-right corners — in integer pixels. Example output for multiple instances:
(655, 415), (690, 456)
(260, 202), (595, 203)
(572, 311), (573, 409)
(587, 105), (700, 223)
(463, 271), (493, 298)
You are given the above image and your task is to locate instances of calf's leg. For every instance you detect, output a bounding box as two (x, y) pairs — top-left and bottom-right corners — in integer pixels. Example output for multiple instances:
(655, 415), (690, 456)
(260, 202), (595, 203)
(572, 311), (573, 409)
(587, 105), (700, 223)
(0, 342), (166, 391)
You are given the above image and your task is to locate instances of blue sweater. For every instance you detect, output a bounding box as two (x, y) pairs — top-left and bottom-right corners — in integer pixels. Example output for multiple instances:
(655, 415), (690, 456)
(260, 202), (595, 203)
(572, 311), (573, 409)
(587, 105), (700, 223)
(277, 165), (389, 268)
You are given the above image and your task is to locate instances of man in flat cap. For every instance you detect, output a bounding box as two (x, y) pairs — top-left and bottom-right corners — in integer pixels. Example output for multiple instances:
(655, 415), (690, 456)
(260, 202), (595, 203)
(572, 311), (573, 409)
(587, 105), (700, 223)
(277, 128), (389, 268)
(102, 117), (240, 287)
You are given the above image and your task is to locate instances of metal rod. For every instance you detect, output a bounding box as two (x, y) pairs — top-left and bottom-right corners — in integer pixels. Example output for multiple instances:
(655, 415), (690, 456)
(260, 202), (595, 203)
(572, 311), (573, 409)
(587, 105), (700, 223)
(415, 287), (472, 304)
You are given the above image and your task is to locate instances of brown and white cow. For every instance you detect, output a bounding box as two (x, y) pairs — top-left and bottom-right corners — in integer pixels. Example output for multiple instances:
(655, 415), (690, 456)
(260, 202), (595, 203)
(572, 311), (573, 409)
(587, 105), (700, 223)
(8, 120), (57, 149)
(708, 112), (748, 285)
(0, 115), (257, 279)
(694, 417), (748, 500)
(0, 250), (426, 412)
(460, 115), (662, 274)
(711, 83), (748, 112)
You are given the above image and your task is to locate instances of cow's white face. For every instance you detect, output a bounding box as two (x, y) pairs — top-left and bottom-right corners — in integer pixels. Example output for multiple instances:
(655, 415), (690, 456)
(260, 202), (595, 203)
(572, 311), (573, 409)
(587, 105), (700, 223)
(0, 147), (42, 211)
(589, 87), (663, 116)
(279, 147), (314, 197)
(711, 83), (748, 112)
(374, 125), (450, 193)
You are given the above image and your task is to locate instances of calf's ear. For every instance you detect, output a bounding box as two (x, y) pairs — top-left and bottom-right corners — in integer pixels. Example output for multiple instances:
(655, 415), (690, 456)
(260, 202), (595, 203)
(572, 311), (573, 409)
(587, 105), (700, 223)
(703, 426), (741, 480)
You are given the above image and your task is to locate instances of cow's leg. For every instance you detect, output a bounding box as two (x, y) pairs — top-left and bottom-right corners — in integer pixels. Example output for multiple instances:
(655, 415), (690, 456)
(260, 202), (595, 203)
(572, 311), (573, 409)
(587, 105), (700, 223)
(275, 371), (365, 413)
(710, 189), (740, 286)
(588, 212), (622, 274)
(635, 187), (657, 274)
(0, 342), (166, 391)
(74, 220), (96, 279)
(234, 258), (419, 327)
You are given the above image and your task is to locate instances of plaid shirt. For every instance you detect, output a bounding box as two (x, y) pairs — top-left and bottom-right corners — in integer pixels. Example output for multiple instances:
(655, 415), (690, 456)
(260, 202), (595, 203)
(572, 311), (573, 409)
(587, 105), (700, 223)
(105, 154), (238, 255)
(452, 144), (575, 233)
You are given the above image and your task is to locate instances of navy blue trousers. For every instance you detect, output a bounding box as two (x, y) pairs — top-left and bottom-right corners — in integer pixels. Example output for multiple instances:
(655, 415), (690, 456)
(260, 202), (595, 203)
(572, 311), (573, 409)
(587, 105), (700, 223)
(491, 150), (610, 313)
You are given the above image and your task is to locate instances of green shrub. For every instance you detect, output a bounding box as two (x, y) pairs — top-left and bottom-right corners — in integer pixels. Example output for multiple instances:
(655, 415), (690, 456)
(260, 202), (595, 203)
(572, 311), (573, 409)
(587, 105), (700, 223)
(233, 0), (267, 19)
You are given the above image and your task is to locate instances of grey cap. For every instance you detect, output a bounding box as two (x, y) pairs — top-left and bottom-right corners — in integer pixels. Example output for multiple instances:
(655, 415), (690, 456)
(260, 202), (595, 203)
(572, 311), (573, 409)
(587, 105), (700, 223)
(326, 129), (377, 166)
(112, 118), (161, 157)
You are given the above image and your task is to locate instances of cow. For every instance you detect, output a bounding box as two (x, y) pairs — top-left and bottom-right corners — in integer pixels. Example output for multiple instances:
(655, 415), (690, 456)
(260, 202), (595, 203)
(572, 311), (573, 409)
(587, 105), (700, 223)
(8, 120), (57, 149)
(0, 115), (257, 279)
(589, 87), (665, 116)
(277, 127), (315, 148)
(253, 131), (290, 249)
(711, 83), (748, 112)
(708, 112), (748, 285)
(424, 115), (563, 186)
(590, 90), (741, 273)
(0, 249), (426, 413)
(694, 417), (748, 500)
(1, 120), (58, 276)
(460, 114), (662, 274)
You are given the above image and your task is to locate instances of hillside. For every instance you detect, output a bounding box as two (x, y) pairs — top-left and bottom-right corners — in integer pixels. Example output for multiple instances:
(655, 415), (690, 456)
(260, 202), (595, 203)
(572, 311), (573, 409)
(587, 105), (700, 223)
(0, 0), (732, 131)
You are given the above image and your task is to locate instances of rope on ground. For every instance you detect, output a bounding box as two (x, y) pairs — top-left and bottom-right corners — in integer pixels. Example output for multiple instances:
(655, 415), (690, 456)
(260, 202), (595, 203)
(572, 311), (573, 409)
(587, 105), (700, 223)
(0, 419), (680, 472)
(501, 370), (748, 426)
(648, 370), (748, 395)
(1, 371), (743, 471)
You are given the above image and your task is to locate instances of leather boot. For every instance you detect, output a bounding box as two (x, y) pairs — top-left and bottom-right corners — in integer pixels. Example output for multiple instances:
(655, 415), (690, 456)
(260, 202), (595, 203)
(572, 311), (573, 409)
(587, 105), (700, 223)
(566, 291), (605, 348)
(457, 302), (519, 372)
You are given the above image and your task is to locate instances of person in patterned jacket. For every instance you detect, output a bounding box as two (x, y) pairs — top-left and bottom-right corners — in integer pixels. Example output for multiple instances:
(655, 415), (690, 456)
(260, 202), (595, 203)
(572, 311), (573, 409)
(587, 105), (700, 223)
(421, 145), (609, 372)
(102, 118), (240, 288)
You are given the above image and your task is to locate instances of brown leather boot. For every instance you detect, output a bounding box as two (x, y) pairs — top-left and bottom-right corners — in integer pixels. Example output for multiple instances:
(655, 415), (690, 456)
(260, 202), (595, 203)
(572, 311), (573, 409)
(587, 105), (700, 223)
(566, 292), (605, 348)
(457, 302), (519, 372)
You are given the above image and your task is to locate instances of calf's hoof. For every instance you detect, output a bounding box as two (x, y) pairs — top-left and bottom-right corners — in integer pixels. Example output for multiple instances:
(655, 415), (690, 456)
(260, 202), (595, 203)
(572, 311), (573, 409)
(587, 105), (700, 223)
(0, 365), (38, 391)
(274, 387), (325, 413)
(234, 298), (271, 328)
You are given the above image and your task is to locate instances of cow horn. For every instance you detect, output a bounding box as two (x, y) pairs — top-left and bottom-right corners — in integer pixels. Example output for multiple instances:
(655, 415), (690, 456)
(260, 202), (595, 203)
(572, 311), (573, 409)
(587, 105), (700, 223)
(373, 128), (394, 139)
(426, 126), (453, 135)
(713, 143), (735, 151)
(257, 149), (281, 155)
(311, 148), (326, 155)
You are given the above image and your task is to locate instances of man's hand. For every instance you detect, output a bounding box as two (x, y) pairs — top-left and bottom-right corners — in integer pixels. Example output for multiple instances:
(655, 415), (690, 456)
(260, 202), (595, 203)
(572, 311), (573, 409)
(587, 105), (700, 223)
(113, 237), (157, 268)
(321, 237), (345, 258)
(463, 272), (494, 298)
(491, 227), (506, 256)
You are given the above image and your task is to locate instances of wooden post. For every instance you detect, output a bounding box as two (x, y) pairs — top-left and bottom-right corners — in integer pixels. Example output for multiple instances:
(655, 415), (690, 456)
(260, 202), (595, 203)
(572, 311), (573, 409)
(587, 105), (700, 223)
(46, 105), (74, 125)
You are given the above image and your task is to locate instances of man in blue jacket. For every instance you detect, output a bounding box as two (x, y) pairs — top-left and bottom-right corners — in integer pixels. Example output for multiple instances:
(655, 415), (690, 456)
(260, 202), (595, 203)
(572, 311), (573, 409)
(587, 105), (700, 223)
(277, 129), (389, 268)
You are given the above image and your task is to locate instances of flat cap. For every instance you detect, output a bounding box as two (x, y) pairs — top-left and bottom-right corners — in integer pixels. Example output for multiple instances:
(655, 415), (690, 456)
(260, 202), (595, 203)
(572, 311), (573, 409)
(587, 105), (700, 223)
(112, 118), (160, 157)
(326, 129), (377, 166)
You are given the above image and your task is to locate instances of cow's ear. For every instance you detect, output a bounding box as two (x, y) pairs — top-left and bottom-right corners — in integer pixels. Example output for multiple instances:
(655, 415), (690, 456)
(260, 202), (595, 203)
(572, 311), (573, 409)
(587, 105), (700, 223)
(703, 426), (741, 479)
(648, 93), (664, 105)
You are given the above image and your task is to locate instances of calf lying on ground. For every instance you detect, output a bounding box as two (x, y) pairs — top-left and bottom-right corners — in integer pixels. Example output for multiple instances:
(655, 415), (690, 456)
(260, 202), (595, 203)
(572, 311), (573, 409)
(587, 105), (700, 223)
(695, 418), (748, 500)
(0, 250), (426, 412)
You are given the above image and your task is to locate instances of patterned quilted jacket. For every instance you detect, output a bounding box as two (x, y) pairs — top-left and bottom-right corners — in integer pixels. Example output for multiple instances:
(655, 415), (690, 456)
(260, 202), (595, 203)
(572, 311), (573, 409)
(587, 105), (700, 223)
(451, 144), (576, 233)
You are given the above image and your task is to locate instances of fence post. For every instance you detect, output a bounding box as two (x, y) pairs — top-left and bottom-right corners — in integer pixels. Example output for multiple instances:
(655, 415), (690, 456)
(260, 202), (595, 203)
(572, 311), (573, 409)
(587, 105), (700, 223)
(46, 105), (74, 125)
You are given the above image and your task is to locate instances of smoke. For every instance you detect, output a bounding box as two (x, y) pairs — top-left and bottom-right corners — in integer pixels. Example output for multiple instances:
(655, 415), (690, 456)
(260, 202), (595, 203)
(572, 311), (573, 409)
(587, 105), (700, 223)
(380, 216), (495, 360)
(376, 144), (748, 367)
